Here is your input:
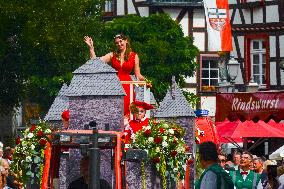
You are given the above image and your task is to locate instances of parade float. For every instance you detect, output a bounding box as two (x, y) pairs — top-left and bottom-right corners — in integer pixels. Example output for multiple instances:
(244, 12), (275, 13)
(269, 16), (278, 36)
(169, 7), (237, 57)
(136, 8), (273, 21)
(11, 58), (201, 189)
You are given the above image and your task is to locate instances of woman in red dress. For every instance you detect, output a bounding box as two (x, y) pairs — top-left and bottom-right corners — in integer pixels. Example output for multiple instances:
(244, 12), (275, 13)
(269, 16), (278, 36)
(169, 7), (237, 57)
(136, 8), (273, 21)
(84, 34), (145, 115)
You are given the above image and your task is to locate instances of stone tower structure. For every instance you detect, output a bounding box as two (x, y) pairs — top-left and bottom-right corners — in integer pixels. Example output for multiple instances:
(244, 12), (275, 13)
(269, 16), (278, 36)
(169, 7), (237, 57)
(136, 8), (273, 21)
(64, 58), (125, 186)
(66, 58), (125, 131)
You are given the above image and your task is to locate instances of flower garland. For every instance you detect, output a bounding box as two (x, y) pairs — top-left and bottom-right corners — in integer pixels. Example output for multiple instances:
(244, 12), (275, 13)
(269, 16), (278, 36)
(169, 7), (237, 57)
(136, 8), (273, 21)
(130, 119), (191, 189)
(11, 121), (51, 185)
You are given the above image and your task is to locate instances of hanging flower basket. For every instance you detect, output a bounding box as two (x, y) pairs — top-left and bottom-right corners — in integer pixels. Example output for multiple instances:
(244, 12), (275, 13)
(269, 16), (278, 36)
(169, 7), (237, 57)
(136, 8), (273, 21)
(130, 119), (191, 189)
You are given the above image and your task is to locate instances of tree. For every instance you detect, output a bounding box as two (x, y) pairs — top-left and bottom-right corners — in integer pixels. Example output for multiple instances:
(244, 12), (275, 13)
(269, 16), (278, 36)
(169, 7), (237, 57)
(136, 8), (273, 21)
(94, 14), (199, 102)
(0, 0), (103, 114)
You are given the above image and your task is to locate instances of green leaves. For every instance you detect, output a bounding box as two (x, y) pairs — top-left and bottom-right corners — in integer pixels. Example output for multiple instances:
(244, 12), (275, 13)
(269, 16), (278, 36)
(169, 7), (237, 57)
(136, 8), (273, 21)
(0, 0), (103, 114)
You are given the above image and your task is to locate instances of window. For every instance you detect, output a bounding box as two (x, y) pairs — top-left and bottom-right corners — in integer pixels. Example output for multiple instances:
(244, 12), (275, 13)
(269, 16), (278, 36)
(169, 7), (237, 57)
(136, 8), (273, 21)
(200, 56), (219, 92)
(244, 34), (269, 88)
(250, 40), (266, 85)
(103, 0), (114, 16)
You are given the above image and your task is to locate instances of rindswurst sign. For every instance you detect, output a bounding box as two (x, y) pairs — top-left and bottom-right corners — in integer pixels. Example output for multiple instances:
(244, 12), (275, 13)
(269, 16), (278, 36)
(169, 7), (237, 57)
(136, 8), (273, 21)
(216, 91), (284, 122)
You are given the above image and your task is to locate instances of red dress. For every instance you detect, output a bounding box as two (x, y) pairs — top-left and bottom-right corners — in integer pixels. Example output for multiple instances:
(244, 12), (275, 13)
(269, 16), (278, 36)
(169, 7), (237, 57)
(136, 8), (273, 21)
(112, 52), (136, 115)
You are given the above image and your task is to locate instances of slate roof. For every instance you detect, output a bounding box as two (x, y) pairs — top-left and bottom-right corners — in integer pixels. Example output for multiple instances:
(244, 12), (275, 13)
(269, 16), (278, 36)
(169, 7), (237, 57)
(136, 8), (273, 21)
(155, 77), (195, 118)
(44, 84), (69, 121)
(135, 87), (157, 105)
(66, 58), (125, 96)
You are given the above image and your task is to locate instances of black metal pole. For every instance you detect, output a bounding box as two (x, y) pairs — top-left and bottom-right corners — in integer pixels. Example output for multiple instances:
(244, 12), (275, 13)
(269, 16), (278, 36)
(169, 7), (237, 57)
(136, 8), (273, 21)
(89, 121), (100, 189)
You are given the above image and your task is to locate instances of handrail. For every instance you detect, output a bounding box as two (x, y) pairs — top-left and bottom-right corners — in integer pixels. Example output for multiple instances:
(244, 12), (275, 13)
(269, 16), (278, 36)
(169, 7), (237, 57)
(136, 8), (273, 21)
(120, 80), (151, 119)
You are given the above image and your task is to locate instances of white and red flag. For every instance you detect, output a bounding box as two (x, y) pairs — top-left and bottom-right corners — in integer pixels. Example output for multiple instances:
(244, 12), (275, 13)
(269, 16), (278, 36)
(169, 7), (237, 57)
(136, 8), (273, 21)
(203, 0), (232, 51)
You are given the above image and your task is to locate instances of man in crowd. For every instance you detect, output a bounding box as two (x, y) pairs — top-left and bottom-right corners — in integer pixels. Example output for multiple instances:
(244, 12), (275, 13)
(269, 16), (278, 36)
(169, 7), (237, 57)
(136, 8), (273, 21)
(232, 152), (241, 170)
(218, 153), (227, 169)
(68, 156), (111, 189)
(195, 141), (234, 189)
(253, 157), (269, 189)
(230, 151), (260, 189)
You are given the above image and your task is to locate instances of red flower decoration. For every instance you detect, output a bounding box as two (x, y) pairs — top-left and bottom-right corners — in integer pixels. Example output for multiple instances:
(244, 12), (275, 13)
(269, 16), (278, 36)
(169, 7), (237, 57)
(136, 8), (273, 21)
(30, 124), (36, 132)
(159, 128), (164, 134)
(61, 110), (70, 122)
(39, 138), (47, 146)
(154, 137), (162, 144)
(170, 150), (178, 157)
(187, 159), (194, 165)
(144, 129), (151, 137)
(185, 146), (190, 152)
(15, 137), (21, 145)
(173, 138), (178, 144)
(37, 130), (44, 137)
(153, 118), (159, 125)
(152, 157), (160, 163)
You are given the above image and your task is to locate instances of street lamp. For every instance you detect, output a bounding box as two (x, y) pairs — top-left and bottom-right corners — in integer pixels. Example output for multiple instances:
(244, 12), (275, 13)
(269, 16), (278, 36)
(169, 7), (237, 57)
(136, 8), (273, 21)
(227, 57), (239, 92)
(227, 57), (239, 83)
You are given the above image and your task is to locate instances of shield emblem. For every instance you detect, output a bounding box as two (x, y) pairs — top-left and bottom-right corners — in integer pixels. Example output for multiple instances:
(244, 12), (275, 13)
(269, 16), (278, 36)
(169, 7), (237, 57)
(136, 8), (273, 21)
(208, 8), (227, 31)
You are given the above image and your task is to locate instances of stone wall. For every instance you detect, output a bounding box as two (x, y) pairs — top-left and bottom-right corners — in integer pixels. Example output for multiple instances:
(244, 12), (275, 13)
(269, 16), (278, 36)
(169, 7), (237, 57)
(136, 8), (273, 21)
(69, 96), (124, 131)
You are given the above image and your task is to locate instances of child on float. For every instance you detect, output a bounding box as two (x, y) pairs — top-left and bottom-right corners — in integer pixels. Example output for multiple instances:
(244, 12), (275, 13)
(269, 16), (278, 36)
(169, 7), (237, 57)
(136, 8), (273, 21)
(123, 101), (154, 149)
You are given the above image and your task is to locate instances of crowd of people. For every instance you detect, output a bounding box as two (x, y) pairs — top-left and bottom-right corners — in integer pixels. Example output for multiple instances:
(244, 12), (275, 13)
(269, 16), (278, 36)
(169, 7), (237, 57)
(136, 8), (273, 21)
(197, 141), (284, 189)
(0, 141), (22, 189)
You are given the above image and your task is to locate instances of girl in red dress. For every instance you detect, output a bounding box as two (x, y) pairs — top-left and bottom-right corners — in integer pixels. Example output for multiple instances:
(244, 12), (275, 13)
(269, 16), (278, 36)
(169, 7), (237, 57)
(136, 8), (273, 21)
(84, 34), (145, 115)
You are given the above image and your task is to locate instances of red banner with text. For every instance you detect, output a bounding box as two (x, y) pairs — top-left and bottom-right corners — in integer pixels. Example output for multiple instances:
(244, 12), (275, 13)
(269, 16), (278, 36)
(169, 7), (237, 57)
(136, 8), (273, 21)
(216, 91), (284, 122)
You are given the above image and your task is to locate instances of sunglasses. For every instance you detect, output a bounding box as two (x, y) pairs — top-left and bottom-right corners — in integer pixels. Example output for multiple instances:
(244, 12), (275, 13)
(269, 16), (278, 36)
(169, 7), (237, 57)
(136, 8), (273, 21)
(219, 159), (226, 162)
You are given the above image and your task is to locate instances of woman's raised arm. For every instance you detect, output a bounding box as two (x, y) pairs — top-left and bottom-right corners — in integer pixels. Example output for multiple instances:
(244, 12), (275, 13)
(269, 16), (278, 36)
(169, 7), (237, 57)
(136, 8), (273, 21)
(84, 36), (112, 63)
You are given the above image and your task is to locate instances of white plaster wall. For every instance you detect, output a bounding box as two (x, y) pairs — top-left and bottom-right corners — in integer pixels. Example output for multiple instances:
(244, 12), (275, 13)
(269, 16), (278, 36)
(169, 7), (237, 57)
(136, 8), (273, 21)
(185, 73), (197, 83)
(232, 38), (238, 58)
(138, 7), (149, 17)
(270, 62), (277, 85)
(243, 9), (251, 24)
(193, 9), (205, 28)
(180, 12), (189, 36)
(193, 32), (205, 51)
(163, 8), (180, 20)
(280, 35), (284, 57)
(127, 0), (136, 14)
(253, 7), (263, 23)
(233, 9), (242, 24)
(228, 0), (237, 4)
(235, 66), (244, 84)
(266, 5), (279, 23)
(237, 36), (244, 58)
(201, 96), (216, 117)
(281, 70), (284, 85)
(269, 36), (276, 58)
(117, 0), (125, 15)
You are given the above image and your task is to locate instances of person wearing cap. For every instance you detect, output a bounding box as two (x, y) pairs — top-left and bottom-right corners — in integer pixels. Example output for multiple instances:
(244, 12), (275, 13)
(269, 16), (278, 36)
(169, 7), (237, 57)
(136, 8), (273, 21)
(123, 101), (154, 147)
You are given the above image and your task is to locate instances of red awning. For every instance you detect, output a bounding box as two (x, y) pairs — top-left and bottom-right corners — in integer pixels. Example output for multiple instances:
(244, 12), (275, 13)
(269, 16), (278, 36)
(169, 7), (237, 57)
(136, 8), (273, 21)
(195, 117), (220, 145)
(216, 119), (284, 139)
(215, 119), (242, 143)
(216, 91), (284, 122)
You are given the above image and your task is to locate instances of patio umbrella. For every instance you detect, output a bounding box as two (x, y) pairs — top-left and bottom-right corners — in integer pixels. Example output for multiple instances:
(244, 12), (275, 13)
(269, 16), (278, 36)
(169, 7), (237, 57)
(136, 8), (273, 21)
(269, 145), (284, 160)
(231, 120), (284, 138)
(215, 119), (242, 143)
